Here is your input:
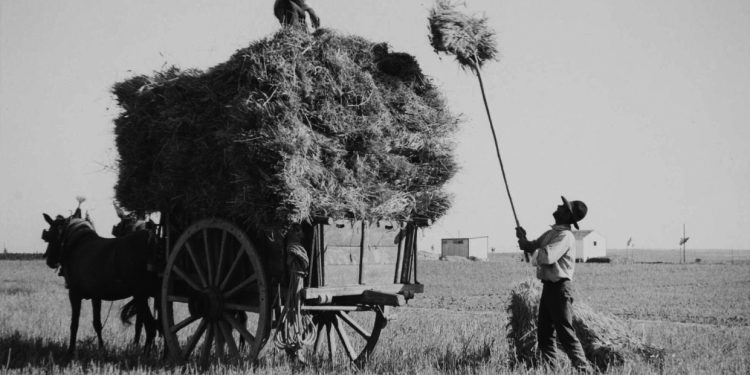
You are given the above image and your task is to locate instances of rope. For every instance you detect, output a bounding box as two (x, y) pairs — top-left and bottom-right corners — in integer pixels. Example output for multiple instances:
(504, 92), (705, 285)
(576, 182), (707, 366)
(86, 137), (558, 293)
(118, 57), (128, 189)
(273, 241), (316, 351)
(273, 274), (316, 351)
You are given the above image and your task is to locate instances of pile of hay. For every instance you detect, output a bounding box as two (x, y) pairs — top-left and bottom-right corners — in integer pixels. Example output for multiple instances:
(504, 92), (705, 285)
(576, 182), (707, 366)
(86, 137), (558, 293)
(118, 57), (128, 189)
(428, 0), (498, 70)
(112, 27), (459, 232)
(506, 280), (665, 371)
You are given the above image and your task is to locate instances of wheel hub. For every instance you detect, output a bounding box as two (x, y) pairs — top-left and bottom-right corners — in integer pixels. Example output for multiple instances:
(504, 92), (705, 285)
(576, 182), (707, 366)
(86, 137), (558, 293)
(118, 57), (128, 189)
(188, 287), (224, 321)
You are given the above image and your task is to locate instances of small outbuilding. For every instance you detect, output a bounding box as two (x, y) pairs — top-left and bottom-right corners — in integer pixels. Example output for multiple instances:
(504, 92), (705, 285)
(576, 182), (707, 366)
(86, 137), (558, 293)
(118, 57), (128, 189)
(441, 237), (488, 260)
(573, 230), (606, 262)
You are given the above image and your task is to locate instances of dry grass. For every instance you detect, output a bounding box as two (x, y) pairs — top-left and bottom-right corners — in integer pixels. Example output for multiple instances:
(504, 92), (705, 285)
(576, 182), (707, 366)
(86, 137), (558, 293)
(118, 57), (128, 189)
(506, 280), (665, 371)
(112, 27), (460, 232)
(428, 0), (498, 70)
(2, 256), (750, 374)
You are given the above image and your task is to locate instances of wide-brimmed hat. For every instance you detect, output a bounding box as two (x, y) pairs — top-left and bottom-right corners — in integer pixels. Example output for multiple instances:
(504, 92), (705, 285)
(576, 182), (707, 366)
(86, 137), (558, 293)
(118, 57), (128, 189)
(561, 196), (587, 230)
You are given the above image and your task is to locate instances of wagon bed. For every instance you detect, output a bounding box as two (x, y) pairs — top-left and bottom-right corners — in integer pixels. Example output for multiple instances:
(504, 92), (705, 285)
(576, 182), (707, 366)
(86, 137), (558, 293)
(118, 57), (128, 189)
(155, 214), (427, 365)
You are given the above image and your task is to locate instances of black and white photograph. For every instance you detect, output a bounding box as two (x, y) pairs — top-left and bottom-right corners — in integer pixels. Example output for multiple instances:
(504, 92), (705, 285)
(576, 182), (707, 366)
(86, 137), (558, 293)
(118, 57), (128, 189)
(1, 1), (748, 373)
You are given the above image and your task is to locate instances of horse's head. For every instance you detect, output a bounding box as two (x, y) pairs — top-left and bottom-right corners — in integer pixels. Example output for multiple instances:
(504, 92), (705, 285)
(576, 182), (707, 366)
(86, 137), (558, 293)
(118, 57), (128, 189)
(42, 213), (68, 269)
(112, 213), (155, 238)
(112, 214), (135, 238)
(43, 213), (96, 269)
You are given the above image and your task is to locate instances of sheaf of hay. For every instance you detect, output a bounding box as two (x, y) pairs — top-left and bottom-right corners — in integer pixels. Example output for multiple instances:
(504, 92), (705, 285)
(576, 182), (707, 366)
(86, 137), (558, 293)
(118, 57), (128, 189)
(428, 0), (498, 70)
(506, 280), (666, 371)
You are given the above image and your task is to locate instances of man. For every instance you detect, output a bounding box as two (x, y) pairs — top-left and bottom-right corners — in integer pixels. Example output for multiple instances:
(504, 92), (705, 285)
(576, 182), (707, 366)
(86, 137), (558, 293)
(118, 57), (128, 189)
(515, 196), (592, 372)
(274, 0), (320, 30)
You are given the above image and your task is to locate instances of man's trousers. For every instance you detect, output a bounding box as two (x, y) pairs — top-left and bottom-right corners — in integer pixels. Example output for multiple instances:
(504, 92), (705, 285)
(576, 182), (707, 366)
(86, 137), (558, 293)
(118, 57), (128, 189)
(538, 279), (590, 370)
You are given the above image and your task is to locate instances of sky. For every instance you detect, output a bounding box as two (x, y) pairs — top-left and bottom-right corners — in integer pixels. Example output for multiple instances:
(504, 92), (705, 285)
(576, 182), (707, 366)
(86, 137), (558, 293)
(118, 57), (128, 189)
(1, 0), (749, 253)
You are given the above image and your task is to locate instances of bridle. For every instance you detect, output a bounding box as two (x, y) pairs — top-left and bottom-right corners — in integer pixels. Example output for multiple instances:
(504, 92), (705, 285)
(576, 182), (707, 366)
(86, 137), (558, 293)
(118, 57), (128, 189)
(42, 216), (67, 269)
(42, 217), (95, 270)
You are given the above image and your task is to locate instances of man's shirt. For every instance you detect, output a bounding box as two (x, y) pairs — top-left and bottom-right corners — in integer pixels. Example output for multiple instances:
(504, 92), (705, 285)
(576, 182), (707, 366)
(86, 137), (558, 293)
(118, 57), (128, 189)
(529, 224), (576, 282)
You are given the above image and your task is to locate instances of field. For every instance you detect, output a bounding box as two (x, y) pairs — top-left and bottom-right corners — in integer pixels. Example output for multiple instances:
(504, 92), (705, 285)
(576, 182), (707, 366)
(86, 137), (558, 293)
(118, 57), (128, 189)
(2, 249), (749, 374)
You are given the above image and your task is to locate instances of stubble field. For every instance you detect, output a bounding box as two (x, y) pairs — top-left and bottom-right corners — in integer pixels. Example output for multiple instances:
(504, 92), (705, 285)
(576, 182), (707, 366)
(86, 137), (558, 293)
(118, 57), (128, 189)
(1, 249), (749, 374)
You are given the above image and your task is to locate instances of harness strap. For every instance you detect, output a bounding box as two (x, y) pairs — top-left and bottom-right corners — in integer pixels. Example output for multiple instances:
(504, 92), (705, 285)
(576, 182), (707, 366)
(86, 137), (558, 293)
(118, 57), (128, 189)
(58, 219), (96, 287)
(62, 219), (95, 252)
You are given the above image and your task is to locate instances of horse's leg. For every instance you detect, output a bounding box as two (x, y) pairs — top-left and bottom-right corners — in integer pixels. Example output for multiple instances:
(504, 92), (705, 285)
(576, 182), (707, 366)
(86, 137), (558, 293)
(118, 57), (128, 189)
(139, 297), (156, 354)
(237, 311), (248, 350)
(134, 306), (143, 346)
(67, 291), (82, 356)
(155, 294), (170, 360)
(91, 298), (105, 350)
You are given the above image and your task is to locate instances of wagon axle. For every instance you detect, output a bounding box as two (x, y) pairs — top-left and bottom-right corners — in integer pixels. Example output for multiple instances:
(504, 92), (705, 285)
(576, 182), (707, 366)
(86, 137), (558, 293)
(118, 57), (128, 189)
(188, 287), (225, 321)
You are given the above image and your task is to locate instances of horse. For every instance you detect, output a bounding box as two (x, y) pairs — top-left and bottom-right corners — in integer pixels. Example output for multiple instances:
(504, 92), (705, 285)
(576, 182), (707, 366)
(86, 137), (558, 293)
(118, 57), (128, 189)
(111, 209), (253, 352)
(41, 212), (160, 355)
(111, 204), (156, 238)
(111, 208), (161, 348)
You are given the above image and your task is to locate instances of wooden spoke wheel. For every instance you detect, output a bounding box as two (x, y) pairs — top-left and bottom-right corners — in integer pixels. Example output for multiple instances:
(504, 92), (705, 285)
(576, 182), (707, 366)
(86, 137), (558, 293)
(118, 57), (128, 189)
(306, 306), (387, 366)
(161, 219), (271, 364)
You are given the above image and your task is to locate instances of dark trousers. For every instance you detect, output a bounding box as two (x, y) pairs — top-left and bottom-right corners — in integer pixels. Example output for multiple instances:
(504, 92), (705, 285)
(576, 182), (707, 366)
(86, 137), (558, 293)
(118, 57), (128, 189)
(538, 279), (589, 369)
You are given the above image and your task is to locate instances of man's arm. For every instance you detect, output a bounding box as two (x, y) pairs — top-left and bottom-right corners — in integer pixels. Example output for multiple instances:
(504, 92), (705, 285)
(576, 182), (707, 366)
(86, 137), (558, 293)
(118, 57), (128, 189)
(535, 232), (573, 265)
(290, 0), (320, 28)
(516, 227), (539, 252)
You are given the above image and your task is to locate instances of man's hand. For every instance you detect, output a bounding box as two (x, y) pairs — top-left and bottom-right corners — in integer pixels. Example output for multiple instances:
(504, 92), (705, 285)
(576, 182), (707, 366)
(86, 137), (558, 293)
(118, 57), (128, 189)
(515, 227), (535, 253)
(515, 226), (527, 240)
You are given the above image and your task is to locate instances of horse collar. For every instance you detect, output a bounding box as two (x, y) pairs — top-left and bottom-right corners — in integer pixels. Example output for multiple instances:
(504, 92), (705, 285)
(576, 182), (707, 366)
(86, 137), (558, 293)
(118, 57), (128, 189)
(60, 219), (94, 259)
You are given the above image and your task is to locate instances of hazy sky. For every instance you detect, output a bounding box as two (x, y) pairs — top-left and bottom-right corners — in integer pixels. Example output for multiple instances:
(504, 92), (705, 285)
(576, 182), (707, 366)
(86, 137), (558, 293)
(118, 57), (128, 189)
(1, 0), (749, 253)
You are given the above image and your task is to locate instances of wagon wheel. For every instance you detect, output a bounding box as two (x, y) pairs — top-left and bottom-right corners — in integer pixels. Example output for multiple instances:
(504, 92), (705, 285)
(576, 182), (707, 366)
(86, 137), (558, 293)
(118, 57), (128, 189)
(161, 218), (271, 365)
(305, 306), (387, 366)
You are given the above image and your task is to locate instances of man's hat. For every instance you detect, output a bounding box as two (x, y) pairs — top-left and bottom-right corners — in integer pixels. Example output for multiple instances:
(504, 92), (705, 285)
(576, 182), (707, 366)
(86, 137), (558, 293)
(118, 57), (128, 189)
(561, 196), (587, 230)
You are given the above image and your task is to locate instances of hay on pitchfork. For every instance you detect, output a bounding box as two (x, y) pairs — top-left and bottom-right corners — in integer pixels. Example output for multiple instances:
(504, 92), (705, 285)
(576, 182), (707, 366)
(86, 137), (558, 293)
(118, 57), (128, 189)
(112, 27), (460, 234)
(506, 280), (666, 371)
(428, 0), (498, 70)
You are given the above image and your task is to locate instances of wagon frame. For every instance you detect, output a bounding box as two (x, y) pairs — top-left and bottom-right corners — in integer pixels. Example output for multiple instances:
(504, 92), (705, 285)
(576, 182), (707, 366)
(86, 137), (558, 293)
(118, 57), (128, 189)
(155, 213), (427, 365)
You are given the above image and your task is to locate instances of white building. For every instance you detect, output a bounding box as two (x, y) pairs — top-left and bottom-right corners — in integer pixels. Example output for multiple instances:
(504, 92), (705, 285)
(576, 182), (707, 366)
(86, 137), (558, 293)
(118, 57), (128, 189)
(573, 230), (606, 262)
(440, 237), (488, 259)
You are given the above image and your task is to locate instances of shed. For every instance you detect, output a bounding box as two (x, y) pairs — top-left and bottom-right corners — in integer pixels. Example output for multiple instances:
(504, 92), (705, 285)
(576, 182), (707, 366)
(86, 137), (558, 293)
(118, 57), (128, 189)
(573, 230), (606, 262)
(441, 237), (488, 259)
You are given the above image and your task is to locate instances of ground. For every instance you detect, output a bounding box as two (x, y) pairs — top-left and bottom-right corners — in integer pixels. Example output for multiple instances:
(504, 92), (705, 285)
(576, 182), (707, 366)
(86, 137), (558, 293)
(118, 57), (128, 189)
(1, 249), (748, 374)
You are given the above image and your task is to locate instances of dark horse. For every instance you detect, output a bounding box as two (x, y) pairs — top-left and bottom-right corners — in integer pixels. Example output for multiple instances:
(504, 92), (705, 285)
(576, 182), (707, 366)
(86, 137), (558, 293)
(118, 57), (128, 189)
(111, 209), (253, 352)
(42, 212), (159, 355)
(111, 207), (160, 348)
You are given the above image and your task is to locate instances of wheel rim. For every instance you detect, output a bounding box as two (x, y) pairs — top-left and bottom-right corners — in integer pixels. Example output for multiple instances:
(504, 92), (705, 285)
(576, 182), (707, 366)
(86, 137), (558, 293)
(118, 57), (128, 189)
(161, 218), (271, 364)
(307, 306), (387, 366)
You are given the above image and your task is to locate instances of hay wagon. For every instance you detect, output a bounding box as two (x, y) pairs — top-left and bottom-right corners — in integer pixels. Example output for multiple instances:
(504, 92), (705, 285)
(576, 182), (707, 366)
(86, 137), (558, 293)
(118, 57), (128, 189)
(156, 213), (427, 365)
(112, 27), (457, 366)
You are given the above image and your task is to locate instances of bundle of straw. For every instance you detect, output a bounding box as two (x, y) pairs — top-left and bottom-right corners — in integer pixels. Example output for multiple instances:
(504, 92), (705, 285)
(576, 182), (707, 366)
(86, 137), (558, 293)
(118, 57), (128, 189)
(428, 0), (498, 70)
(506, 280), (665, 371)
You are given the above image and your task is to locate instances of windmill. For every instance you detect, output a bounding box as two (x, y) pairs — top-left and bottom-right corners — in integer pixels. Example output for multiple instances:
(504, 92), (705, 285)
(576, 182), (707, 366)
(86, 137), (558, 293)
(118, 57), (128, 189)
(626, 236), (633, 260)
(679, 224), (689, 263)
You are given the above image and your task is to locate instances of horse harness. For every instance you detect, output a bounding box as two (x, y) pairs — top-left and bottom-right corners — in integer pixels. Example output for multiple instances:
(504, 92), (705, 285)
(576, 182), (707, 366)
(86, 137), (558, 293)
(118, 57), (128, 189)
(57, 218), (96, 286)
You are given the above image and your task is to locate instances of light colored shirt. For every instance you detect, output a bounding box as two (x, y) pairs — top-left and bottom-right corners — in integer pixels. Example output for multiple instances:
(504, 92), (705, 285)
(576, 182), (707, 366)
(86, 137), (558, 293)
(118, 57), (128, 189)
(529, 224), (576, 282)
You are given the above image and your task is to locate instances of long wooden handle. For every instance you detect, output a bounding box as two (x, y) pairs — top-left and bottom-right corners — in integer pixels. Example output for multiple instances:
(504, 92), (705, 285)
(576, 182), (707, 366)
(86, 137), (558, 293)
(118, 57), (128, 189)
(474, 63), (529, 263)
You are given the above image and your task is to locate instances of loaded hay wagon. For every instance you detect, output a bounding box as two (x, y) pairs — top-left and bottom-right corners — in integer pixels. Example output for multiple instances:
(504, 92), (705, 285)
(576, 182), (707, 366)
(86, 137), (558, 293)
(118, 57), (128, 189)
(112, 27), (459, 365)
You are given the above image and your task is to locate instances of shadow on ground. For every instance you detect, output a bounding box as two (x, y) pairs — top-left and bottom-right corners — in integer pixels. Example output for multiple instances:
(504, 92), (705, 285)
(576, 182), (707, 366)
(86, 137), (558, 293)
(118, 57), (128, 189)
(0, 331), (169, 370)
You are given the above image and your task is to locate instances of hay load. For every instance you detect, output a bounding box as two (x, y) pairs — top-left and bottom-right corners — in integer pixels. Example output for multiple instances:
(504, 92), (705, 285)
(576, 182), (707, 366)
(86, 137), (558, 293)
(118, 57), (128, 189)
(112, 27), (460, 232)
(506, 280), (665, 371)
